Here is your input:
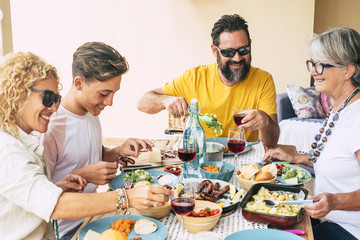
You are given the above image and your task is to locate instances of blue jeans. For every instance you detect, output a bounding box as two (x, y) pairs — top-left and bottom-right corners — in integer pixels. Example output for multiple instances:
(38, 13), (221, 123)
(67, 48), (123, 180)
(59, 222), (83, 240)
(311, 218), (358, 240)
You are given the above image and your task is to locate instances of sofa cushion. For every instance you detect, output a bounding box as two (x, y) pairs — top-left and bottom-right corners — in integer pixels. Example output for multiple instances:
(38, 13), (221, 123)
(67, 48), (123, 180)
(286, 84), (328, 119)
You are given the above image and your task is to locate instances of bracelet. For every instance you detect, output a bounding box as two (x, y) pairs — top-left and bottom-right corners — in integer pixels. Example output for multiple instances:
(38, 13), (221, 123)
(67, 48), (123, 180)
(115, 188), (127, 210)
(122, 188), (129, 210)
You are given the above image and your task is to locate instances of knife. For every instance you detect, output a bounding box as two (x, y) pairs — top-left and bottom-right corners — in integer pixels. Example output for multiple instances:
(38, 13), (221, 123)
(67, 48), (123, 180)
(121, 161), (182, 171)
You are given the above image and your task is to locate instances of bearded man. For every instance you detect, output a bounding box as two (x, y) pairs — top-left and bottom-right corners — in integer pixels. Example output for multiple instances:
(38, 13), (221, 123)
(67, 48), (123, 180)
(137, 14), (279, 146)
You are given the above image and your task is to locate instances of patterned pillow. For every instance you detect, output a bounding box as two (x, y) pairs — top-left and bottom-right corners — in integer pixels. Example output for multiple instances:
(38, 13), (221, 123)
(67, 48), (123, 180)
(286, 84), (328, 119)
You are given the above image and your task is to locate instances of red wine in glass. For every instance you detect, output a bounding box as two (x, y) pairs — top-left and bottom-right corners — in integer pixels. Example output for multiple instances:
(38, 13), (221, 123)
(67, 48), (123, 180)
(233, 113), (246, 126)
(228, 139), (245, 153)
(178, 148), (196, 162)
(171, 198), (195, 215)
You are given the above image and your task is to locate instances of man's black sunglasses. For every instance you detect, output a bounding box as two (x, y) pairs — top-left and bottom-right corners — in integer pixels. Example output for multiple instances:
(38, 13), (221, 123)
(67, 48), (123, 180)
(31, 89), (62, 108)
(217, 45), (251, 58)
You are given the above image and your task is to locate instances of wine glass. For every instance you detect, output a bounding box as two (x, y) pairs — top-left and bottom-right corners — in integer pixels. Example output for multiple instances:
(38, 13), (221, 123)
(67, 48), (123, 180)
(178, 138), (196, 179)
(171, 182), (195, 234)
(227, 127), (246, 161)
(233, 106), (249, 128)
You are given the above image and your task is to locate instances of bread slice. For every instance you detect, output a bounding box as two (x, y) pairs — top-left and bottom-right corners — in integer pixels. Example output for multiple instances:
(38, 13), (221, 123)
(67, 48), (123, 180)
(261, 163), (277, 177)
(84, 230), (100, 240)
(239, 164), (260, 180)
(98, 230), (127, 240)
(134, 181), (151, 188)
(134, 218), (157, 235)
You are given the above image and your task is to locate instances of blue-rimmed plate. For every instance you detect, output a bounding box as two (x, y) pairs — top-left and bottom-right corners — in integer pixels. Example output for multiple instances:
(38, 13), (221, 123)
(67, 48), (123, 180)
(109, 170), (179, 190)
(78, 215), (167, 240)
(225, 229), (303, 240)
(206, 137), (258, 156)
(258, 162), (312, 186)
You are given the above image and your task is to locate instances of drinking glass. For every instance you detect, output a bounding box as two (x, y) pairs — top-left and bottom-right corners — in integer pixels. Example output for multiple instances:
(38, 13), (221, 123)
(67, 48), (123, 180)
(178, 138), (196, 179)
(227, 127), (246, 161)
(233, 106), (249, 128)
(171, 182), (195, 235)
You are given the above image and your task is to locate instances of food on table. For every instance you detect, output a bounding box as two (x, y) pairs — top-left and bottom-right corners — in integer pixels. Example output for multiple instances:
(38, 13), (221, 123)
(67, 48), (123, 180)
(123, 169), (155, 183)
(161, 149), (177, 159)
(134, 181), (151, 188)
(129, 238), (143, 240)
(237, 163), (277, 181)
(157, 174), (173, 186)
(164, 165), (182, 176)
(83, 229), (100, 240)
(244, 188), (302, 216)
(202, 165), (227, 173)
(134, 218), (158, 235)
(229, 185), (236, 199)
(110, 217), (134, 235)
(232, 189), (245, 202)
(189, 207), (221, 217)
(98, 229), (127, 240)
(148, 147), (161, 162)
(197, 180), (230, 202)
(174, 184), (184, 197)
(281, 165), (310, 184)
(198, 113), (223, 137)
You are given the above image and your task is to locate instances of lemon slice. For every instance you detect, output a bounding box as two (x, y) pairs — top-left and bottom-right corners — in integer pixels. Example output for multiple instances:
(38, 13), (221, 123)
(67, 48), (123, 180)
(232, 189), (245, 202)
(229, 184), (236, 199)
(218, 202), (224, 208)
(174, 184), (184, 197)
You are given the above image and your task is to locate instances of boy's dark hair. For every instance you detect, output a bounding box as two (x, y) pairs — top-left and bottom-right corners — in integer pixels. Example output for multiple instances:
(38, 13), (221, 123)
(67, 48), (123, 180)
(211, 14), (250, 46)
(72, 42), (129, 83)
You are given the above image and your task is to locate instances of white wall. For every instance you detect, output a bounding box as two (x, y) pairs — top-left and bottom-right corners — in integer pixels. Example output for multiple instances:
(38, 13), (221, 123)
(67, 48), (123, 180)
(10, 0), (314, 139)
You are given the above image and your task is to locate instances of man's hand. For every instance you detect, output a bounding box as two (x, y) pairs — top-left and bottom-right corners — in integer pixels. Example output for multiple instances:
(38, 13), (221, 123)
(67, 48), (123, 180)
(55, 174), (87, 192)
(239, 109), (269, 130)
(116, 138), (154, 158)
(165, 96), (189, 116)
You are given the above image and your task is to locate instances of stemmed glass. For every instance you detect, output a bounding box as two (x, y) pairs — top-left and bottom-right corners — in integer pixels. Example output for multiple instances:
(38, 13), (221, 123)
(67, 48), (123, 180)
(178, 138), (196, 179)
(233, 106), (249, 128)
(171, 182), (195, 235)
(227, 127), (246, 161)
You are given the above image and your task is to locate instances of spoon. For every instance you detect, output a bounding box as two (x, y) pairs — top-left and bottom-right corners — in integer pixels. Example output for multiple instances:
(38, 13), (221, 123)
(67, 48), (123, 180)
(264, 199), (314, 207)
(219, 161), (226, 172)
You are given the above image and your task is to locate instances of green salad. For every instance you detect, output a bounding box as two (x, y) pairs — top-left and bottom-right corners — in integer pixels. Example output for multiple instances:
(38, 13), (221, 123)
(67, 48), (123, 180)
(199, 113), (223, 137)
(123, 169), (155, 183)
(281, 166), (310, 184)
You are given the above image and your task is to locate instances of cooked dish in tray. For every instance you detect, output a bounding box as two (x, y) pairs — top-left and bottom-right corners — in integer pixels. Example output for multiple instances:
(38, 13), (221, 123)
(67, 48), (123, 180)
(244, 188), (303, 216)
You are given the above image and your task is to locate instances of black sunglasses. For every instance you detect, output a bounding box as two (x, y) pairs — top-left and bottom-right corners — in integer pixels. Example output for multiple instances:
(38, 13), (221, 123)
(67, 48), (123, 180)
(217, 45), (251, 58)
(31, 89), (62, 108)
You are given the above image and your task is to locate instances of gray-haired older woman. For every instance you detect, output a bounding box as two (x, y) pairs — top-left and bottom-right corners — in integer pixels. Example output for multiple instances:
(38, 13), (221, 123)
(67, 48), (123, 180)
(263, 28), (360, 240)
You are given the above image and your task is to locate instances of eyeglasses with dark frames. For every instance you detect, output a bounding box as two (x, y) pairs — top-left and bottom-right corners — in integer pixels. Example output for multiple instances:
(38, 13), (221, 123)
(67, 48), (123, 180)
(217, 45), (251, 58)
(306, 59), (335, 75)
(31, 89), (62, 108)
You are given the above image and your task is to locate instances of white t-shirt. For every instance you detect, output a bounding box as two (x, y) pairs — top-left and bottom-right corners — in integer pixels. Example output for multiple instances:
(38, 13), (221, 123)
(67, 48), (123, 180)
(0, 127), (63, 240)
(313, 99), (360, 239)
(41, 106), (102, 237)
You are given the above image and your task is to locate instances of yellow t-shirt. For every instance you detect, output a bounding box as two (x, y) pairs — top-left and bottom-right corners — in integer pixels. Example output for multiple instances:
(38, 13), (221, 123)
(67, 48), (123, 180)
(162, 63), (277, 142)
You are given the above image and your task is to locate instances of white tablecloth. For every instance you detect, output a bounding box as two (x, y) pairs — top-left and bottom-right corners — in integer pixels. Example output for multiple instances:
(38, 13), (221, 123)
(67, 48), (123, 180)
(161, 142), (268, 240)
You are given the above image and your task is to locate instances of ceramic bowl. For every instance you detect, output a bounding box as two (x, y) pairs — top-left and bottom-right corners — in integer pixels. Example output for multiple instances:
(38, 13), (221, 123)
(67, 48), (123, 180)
(137, 200), (171, 219)
(200, 161), (235, 182)
(236, 172), (276, 192)
(176, 200), (222, 233)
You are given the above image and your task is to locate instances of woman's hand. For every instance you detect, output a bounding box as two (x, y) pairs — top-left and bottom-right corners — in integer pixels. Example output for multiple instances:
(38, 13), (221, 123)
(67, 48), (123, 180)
(302, 193), (337, 218)
(55, 174), (87, 192)
(126, 185), (174, 209)
(79, 161), (118, 185)
(261, 148), (295, 163)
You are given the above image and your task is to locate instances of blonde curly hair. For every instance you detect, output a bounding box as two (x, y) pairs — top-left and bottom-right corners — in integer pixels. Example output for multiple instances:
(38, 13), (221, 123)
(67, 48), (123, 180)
(0, 52), (60, 137)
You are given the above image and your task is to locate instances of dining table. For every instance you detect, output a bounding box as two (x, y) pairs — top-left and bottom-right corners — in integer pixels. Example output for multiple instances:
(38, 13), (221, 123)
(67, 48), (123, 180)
(71, 138), (314, 240)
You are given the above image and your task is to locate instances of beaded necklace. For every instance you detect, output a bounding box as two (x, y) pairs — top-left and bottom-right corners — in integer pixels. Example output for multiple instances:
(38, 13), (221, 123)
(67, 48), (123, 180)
(309, 87), (360, 163)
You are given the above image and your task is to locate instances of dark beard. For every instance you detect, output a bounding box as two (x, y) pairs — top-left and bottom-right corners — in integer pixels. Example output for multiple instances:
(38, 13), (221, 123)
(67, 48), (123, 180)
(217, 52), (251, 83)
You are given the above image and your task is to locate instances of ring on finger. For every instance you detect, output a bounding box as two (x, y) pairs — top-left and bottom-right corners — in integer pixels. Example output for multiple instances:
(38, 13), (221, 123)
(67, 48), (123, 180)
(154, 202), (158, 207)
